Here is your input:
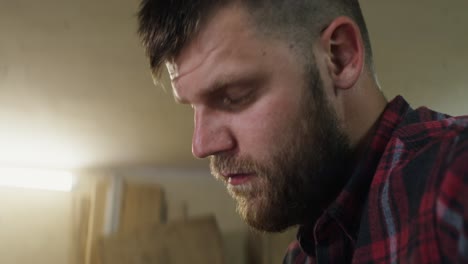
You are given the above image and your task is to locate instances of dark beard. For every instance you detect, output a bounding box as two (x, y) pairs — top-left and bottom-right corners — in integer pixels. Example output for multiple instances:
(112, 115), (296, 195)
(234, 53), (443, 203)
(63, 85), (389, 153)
(210, 66), (352, 232)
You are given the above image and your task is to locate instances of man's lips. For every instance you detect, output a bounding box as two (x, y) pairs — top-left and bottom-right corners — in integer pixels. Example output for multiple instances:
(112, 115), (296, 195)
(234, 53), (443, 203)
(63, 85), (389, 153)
(223, 173), (255, 186)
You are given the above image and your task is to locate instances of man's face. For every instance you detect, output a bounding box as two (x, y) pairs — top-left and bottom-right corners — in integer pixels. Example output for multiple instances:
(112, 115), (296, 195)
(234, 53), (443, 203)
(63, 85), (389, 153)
(168, 5), (351, 232)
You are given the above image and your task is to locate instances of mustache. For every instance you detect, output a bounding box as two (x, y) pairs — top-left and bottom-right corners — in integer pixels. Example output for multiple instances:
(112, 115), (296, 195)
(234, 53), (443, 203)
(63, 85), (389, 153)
(210, 155), (261, 180)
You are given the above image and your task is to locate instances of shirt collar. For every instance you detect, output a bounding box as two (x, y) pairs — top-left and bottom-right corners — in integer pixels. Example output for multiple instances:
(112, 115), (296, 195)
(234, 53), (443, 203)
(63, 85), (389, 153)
(297, 95), (413, 254)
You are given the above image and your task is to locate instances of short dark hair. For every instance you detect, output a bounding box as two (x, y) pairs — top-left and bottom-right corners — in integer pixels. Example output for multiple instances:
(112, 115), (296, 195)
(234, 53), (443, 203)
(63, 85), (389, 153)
(138, 0), (374, 76)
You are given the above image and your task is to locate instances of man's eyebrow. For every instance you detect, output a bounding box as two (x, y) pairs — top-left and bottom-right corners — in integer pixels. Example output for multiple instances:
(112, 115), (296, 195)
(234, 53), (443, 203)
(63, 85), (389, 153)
(174, 74), (255, 104)
(202, 76), (237, 96)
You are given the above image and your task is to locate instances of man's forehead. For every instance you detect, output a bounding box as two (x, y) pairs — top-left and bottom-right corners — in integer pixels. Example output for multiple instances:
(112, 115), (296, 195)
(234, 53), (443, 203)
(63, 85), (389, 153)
(164, 4), (254, 81)
(164, 31), (217, 85)
(163, 4), (272, 104)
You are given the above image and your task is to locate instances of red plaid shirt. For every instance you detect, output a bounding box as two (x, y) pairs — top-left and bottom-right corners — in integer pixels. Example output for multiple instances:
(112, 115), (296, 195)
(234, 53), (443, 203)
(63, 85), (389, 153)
(284, 96), (468, 263)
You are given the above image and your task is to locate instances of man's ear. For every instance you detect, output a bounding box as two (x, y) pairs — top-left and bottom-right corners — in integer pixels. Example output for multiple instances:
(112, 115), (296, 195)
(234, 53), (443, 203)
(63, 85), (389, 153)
(320, 16), (365, 90)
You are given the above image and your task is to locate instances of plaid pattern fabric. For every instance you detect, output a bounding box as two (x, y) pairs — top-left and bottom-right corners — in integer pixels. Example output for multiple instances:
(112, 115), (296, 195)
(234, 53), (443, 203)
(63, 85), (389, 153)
(284, 96), (468, 264)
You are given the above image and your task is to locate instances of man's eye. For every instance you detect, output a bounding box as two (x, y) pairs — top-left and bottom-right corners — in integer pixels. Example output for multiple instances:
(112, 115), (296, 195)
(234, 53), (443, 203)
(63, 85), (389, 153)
(222, 94), (248, 107)
(222, 96), (236, 105)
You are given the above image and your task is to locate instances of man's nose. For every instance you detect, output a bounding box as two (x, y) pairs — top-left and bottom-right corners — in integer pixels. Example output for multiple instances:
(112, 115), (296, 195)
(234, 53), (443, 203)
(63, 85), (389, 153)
(191, 108), (235, 158)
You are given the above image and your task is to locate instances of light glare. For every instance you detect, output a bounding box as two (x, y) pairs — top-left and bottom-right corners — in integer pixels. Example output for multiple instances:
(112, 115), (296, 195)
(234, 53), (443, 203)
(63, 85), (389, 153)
(0, 168), (74, 192)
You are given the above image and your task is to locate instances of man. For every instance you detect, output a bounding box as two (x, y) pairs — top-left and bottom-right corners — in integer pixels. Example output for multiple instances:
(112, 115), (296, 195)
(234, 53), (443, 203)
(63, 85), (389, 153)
(137, 0), (468, 263)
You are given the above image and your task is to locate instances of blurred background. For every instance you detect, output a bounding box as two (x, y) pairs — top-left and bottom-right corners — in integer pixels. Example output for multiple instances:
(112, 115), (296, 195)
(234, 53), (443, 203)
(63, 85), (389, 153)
(0, 0), (467, 263)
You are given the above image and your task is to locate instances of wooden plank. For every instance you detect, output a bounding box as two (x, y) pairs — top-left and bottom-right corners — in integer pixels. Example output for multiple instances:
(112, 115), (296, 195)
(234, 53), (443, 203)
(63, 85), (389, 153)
(71, 194), (91, 264)
(99, 215), (224, 264)
(86, 179), (111, 264)
(118, 181), (165, 234)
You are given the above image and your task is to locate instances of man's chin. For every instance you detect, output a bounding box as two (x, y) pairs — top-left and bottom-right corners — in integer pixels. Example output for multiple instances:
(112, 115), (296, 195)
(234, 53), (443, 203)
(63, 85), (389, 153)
(233, 195), (292, 233)
(242, 211), (293, 233)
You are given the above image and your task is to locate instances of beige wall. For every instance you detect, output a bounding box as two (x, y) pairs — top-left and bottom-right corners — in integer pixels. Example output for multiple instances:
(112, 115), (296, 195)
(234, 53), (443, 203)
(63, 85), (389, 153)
(362, 0), (468, 115)
(0, 187), (73, 264)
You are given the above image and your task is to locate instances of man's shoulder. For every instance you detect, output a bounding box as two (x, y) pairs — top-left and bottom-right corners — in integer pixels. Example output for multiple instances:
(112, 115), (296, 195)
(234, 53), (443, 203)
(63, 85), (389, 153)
(357, 108), (468, 263)
(376, 105), (468, 184)
(382, 107), (468, 199)
(393, 106), (468, 143)
(384, 106), (468, 167)
(370, 105), (468, 220)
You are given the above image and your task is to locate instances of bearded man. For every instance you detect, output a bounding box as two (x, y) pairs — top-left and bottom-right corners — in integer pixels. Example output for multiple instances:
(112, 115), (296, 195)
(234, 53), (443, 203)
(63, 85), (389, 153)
(137, 0), (468, 263)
